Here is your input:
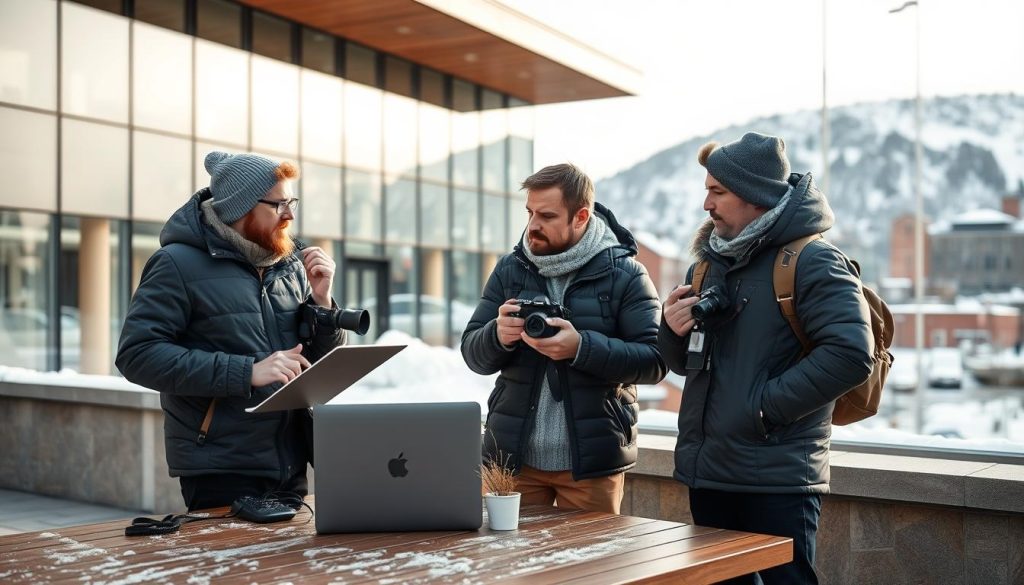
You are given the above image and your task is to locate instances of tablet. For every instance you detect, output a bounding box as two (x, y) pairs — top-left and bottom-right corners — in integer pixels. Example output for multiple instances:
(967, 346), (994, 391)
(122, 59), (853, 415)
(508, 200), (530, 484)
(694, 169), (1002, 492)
(245, 344), (406, 413)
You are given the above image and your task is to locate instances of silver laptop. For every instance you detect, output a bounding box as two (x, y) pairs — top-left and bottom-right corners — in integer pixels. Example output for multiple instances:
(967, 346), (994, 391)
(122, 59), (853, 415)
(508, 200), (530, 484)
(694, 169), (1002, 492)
(313, 402), (483, 533)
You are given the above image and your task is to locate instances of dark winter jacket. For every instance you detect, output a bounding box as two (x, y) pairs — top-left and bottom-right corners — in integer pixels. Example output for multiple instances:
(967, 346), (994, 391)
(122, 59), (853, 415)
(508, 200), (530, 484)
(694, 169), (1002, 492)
(660, 172), (873, 494)
(462, 203), (667, 480)
(115, 189), (344, 483)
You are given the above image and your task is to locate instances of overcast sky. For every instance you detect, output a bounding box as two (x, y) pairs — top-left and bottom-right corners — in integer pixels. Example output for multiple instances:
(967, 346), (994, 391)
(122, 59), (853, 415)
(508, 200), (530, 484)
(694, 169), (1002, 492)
(501, 0), (1024, 180)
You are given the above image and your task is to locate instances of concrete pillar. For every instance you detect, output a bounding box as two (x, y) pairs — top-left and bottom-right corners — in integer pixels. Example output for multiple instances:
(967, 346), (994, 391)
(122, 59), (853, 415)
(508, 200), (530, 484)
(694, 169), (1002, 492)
(482, 253), (498, 282)
(79, 218), (111, 375)
(423, 249), (444, 298)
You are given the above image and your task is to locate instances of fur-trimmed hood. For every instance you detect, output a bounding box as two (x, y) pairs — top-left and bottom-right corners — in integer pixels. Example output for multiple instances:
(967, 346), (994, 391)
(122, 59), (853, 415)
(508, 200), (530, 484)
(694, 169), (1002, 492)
(689, 172), (834, 263)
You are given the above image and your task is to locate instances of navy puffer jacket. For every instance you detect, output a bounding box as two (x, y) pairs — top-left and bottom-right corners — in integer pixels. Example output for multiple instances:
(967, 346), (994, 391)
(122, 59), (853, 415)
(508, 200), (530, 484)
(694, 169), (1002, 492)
(462, 203), (667, 480)
(116, 189), (344, 482)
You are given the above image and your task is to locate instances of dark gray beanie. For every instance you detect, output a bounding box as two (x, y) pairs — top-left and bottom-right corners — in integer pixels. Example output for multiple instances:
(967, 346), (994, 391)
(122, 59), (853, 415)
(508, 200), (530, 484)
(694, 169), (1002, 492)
(205, 151), (281, 224)
(705, 132), (791, 208)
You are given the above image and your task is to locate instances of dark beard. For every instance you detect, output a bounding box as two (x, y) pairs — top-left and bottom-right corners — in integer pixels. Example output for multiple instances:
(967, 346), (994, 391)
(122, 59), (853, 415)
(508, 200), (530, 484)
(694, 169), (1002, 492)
(242, 215), (294, 257)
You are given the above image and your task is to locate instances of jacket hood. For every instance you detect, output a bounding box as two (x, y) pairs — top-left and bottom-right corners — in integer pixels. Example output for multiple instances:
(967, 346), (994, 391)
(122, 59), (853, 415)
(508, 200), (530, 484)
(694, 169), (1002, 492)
(514, 201), (639, 263)
(690, 172), (834, 262)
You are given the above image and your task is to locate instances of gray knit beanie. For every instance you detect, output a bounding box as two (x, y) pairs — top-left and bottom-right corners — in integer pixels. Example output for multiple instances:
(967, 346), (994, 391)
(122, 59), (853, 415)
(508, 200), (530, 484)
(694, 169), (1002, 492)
(705, 132), (791, 208)
(204, 151), (281, 224)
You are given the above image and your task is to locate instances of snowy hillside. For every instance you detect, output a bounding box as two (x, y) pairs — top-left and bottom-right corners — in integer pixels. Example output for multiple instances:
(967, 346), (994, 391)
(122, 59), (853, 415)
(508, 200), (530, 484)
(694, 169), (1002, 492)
(595, 93), (1024, 282)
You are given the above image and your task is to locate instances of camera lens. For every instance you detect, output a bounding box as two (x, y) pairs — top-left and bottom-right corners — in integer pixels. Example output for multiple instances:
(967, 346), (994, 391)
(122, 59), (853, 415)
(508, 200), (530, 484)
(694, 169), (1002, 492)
(524, 313), (549, 338)
(691, 299), (713, 321)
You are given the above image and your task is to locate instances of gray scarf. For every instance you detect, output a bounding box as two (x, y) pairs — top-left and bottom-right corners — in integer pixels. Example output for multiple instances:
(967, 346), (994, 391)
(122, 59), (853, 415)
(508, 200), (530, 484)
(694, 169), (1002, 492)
(709, 187), (793, 259)
(522, 211), (617, 303)
(200, 199), (287, 268)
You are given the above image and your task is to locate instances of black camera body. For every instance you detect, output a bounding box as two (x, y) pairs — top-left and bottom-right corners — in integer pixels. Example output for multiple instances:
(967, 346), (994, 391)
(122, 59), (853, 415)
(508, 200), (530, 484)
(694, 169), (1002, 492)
(297, 300), (370, 343)
(511, 296), (572, 338)
(690, 285), (728, 322)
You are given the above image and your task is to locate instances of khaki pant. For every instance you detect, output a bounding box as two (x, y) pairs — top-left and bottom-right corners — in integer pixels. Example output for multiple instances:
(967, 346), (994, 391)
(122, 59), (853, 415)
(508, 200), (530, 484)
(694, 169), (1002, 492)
(515, 465), (624, 514)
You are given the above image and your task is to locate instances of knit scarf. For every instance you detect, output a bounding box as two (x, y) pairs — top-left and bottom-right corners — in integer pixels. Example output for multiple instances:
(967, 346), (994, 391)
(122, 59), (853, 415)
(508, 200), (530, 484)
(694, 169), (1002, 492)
(709, 187), (793, 259)
(201, 199), (286, 268)
(522, 211), (617, 302)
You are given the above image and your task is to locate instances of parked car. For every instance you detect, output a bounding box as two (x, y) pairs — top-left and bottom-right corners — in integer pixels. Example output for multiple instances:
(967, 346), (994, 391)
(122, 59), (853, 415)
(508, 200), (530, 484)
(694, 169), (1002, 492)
(927, 347), (963, 389)
(886, 348), (919, 393)
(361, 294), (476, 346)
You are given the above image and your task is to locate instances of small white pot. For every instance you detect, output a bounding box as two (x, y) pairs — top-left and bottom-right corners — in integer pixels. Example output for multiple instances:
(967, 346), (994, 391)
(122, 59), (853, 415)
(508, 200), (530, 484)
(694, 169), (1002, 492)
(484, 492), (521, 531)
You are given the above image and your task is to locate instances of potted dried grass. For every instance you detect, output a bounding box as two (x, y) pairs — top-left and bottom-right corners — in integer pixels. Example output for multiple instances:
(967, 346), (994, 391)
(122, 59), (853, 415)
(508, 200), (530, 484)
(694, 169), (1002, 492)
(481, 453), (520, 531)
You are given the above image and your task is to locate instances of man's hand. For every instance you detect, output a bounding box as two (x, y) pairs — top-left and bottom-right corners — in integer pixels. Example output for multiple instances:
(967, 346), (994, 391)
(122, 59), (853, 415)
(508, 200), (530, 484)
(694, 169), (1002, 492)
(301, 247), (335, 307)
(496, 300), (525, 347)
(664, 285), (700, 337)
(251, 343), (311, 387)
(520, 317), (581, 361)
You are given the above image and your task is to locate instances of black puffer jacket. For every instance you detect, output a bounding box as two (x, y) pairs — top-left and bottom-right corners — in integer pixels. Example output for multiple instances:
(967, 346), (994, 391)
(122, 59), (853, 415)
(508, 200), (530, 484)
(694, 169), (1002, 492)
(660, 173), (872, 494)
(462, 203), (667, 480)
(116, 189), (344, 482)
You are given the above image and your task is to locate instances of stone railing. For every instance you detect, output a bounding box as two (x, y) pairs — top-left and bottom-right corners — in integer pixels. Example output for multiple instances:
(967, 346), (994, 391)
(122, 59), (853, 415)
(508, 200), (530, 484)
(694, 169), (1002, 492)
(2, 381), (1022, 584)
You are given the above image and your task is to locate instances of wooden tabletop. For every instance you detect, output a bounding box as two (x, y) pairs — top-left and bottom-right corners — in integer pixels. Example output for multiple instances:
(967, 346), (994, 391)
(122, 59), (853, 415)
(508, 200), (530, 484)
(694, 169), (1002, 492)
(0, 497), (791, 584)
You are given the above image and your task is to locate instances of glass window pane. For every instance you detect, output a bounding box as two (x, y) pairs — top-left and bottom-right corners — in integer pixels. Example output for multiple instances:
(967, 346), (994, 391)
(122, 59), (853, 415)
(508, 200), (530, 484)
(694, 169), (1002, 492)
(61, 2), (129, 123)
(302, 28), (335, 75)
(132, 21), (191, 134)
(451, 250), (481, 346)
(197, 0), (241, 48)
(251, 56), (299, 155)
(299, 162), (342, 239)
(131, 221), (163, 292)
(418, 248), (448, 345)
(385, 56), (413, 98)
(0, 211), (53, 370)
(452, 188), (479, 249)
(301, 70), (343, 165)
(345, 168), (381, 241)
(481, 194), (506, 253)
(252, 11), (292, 63)
(509, 104), (534, 191)
(419, 103), (449, 183)
(73, 0), (120, 14)
(0, 107), (56, 211)
(452, 110), (479, 187)
(134, 0), (185, 32)
(194, 141), (243, 191)
(386, 245), (418, 338)
(452, 79), (476, 112)
(385, 177), (416, 244)
(420, 183), (449, 247)
(508, 194), (526, 248)
(419, 68), (445, 108)
(0, 0), (57, 110)
(133, 131), (192, 222)
(195, 40), (248, 146)
(344, 82), (382, 171)
(384, 93), (417, 177)
(345, 42), (377, 87)
(481, 105), (508, 193)
(61, 118), (128, 218)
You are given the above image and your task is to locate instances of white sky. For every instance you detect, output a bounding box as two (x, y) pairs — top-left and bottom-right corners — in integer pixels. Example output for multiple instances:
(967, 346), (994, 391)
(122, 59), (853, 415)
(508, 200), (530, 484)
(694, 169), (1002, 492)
(502, 0), (1024, 180)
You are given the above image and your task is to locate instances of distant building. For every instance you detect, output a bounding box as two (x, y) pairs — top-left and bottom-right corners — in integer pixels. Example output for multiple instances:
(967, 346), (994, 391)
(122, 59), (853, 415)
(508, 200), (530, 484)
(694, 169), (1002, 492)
(929, 197), (1024, 296)
(889, 300), (1021, 349)
(634, 231), (686, 301)
(888, 213), (932, 294)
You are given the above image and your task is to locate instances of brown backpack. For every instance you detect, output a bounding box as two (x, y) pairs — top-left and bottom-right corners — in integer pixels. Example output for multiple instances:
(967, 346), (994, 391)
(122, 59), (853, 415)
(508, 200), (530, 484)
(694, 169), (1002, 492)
(693, 234), (895, 426)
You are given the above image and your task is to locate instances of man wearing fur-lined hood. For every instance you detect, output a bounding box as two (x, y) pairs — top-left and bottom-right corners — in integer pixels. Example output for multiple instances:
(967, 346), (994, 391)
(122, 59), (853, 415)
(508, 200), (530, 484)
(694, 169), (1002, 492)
(658, 132), (873, 584)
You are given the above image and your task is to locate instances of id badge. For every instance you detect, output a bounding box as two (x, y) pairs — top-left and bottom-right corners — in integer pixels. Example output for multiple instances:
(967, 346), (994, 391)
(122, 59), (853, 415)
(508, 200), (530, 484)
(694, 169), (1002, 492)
(688, 330), (705, 353)
(684, 327), (708, 371)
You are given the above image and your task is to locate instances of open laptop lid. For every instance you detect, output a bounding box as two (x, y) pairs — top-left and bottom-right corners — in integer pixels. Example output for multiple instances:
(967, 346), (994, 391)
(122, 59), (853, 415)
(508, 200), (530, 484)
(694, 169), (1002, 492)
(245, 345), (405, 413)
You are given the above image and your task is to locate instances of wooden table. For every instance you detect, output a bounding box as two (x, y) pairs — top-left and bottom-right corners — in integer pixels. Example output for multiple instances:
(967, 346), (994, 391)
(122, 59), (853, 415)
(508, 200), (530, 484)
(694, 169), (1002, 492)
(0, 498), (791, 584)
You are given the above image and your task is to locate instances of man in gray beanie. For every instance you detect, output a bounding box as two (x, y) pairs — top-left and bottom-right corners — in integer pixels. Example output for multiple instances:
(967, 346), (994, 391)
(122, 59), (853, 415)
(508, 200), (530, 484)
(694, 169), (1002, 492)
(462, 163), (666, 514)
(658, 133), (872, 584)
(117, 151), (346, 510)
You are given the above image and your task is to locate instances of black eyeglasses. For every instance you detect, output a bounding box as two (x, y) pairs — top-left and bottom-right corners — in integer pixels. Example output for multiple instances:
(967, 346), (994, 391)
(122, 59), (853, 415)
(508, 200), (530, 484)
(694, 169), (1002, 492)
(257, 198), (299, 215)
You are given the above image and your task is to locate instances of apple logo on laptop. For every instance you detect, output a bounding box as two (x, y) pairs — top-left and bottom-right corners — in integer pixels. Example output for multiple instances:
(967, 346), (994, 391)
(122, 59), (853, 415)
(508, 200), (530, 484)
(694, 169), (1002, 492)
(388, 452), (409, 478)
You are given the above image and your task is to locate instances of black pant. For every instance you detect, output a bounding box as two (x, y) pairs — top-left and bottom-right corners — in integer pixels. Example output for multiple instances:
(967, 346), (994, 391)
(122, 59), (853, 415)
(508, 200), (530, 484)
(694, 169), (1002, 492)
(689, 488), (821, 585)
(179, 472), (308, 511)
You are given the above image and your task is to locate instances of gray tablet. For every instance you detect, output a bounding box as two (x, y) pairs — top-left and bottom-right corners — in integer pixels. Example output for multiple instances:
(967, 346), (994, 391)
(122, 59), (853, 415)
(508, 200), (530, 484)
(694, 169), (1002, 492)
(245, 344), (406, 413)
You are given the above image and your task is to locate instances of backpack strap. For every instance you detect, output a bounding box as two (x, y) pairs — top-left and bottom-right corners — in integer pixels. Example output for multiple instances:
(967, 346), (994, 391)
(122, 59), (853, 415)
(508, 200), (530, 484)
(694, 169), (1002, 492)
(691, 260), (710, 293)
(773, 234), (822, 354)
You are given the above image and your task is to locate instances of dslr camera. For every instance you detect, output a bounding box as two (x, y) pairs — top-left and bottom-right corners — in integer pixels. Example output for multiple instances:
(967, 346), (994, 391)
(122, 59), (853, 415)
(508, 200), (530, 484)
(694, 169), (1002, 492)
(298, 299), (370, 343)
(690, 285), (728, 322)
(511, 295), (573, 338)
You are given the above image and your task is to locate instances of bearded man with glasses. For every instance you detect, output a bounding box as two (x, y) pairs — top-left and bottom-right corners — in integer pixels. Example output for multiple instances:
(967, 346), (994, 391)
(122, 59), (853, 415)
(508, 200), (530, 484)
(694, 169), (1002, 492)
(117, 151), (345, 510)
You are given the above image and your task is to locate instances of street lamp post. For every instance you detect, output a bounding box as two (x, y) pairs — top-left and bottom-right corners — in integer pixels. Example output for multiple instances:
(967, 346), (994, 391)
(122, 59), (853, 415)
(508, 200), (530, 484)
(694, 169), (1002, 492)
(889, 0), (925, 434)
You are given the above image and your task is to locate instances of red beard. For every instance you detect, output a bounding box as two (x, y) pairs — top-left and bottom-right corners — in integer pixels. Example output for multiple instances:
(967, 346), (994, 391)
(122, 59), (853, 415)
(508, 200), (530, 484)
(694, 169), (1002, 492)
(242, 215), (294, 257)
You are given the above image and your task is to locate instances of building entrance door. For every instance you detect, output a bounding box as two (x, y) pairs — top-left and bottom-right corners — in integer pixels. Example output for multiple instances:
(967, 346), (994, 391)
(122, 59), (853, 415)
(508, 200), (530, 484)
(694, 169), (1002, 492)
(343, 259), (388, 344)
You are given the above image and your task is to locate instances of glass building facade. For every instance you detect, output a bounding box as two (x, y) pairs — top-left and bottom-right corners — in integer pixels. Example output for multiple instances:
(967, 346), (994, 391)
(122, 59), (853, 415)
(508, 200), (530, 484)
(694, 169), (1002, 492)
(0, 0), (534, 374)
